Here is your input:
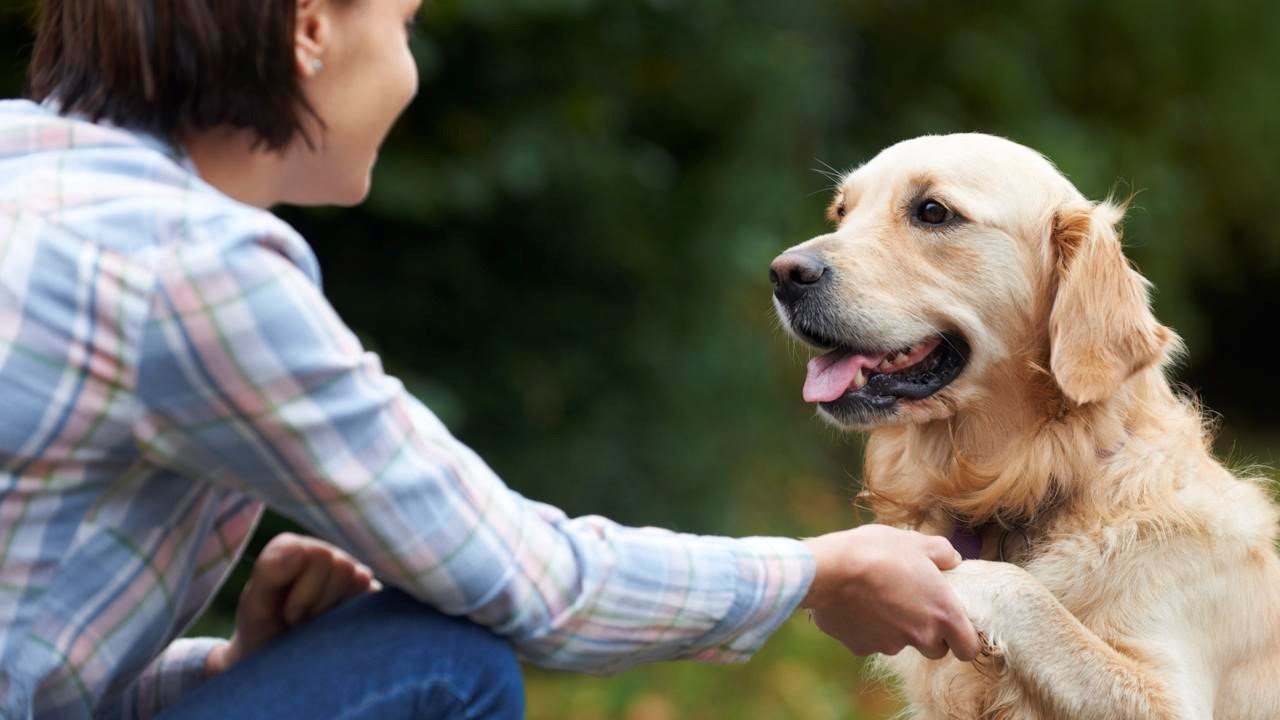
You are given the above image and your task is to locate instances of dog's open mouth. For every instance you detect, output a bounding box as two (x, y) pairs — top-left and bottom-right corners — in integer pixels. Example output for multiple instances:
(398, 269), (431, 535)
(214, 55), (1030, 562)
(802, 332), (970, 414)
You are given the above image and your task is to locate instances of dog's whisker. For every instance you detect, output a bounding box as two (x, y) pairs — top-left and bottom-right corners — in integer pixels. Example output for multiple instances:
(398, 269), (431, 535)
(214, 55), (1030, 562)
(810, 165), (842, 181)
(814, 157), (846, 180)
(935, 330), (965, 358)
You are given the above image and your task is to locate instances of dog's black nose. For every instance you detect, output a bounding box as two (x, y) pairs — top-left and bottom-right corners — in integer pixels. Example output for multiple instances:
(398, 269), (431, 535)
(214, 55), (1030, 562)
(769, 252), (830, 304)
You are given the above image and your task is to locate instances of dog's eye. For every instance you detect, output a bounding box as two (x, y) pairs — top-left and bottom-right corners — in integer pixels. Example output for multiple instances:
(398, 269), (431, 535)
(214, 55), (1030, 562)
(914, 200), (951, 225)
(836, 203), (846, 219)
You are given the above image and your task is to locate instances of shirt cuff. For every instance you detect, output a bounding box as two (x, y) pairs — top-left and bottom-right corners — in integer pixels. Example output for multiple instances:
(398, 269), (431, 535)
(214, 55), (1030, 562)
(693, 536), (815, 663)
(125, 637), (224, 720)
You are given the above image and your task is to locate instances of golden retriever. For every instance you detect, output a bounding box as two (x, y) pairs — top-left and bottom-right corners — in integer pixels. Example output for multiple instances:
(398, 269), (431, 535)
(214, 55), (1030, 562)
(769, 133), (1280, 719)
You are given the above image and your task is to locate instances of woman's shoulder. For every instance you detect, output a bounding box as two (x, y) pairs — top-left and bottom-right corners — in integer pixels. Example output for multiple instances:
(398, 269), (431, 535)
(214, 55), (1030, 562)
(0, 99), (317, 280)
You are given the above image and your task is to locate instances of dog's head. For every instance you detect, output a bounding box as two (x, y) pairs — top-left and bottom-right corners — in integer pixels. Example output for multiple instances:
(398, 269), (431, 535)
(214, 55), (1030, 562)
(772, 133), (1175, 429)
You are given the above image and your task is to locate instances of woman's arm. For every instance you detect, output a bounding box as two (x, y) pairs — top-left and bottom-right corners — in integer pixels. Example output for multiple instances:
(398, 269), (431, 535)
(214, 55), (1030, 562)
(132, 228), (814, 672)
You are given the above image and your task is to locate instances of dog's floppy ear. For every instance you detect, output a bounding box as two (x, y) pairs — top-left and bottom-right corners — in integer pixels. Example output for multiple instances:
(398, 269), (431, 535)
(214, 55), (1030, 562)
(1048, 200), (1173, 405)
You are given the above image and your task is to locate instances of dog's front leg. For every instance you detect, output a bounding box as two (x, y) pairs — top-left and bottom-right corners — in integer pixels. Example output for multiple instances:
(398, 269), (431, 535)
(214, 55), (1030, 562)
(945, 560), (1189, 720)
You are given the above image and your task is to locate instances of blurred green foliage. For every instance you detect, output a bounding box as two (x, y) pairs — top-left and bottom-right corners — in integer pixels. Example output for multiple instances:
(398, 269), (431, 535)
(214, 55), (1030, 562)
(3, 1), (1279, 717)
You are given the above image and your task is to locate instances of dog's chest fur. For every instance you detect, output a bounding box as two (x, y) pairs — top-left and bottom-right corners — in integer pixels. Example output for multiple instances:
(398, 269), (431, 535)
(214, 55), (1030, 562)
(883, 513), (1176, 719)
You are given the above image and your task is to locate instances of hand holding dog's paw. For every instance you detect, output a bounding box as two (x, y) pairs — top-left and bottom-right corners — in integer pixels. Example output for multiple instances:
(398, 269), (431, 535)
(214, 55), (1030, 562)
(205, 533), (381, 677)
(803, 525), (983, 662)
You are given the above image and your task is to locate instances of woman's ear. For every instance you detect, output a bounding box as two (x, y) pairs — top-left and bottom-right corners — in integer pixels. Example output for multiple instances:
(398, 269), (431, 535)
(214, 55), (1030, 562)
(294, 0), (332, 78)
(1048, 200), (1174, 405)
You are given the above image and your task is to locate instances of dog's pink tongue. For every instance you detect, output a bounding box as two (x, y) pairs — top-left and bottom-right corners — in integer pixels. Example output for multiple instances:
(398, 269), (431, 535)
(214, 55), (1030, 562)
(803, 349), (888, 403)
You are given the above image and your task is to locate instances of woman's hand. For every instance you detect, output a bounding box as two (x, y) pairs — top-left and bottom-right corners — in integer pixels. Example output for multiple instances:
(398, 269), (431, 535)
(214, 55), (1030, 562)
(802, 524), (981, 661)
(205, 533), (381, 677)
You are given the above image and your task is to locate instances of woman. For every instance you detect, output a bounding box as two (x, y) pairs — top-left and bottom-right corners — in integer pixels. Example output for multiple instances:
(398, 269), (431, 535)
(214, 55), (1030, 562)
(0, 0), (980, 717)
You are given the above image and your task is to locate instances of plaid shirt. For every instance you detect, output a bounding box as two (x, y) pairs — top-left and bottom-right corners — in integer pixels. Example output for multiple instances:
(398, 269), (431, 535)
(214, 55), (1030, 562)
(0, 100), (814, 719)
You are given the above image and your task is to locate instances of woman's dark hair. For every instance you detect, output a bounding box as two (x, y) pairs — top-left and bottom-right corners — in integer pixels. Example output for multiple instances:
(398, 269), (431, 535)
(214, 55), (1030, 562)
(28, 0), (322, 150)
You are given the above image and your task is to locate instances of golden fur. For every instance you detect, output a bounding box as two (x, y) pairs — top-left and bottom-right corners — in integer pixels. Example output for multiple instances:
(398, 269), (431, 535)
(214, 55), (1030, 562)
(777, 134), (1280, 718)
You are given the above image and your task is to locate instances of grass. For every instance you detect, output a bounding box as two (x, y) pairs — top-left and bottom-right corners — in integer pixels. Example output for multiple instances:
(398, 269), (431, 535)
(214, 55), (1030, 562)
(524, 615), (901, 720)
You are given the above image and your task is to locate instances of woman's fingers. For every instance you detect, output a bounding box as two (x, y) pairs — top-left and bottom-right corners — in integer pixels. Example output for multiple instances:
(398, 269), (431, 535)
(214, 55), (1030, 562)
(941, 607), (982, 662)
(279, 540), (379, 624)
(312, 556), (362, 619)
(924, 535), (963, 570)
(282, 545), (335, 626)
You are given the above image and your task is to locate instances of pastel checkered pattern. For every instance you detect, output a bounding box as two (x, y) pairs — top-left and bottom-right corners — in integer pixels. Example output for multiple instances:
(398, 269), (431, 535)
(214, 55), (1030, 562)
(0, 100), (814, 719)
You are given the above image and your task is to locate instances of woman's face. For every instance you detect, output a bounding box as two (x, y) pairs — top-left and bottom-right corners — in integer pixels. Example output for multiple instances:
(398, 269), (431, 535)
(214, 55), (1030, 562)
(283, 0), (422, 206)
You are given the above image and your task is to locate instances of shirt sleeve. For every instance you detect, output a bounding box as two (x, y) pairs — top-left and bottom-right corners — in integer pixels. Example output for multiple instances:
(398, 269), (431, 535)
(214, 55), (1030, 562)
(131, 227), (814, 673)
(118, 638), (223, 720)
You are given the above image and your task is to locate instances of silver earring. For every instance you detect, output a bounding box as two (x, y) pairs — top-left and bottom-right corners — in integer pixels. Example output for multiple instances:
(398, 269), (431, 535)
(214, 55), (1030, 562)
(309, 58), (324, 73)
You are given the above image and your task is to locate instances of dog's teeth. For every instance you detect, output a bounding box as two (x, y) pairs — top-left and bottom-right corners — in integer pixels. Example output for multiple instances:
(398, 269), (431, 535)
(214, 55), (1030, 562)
(852, 368), (866, 389)
(877, 359), (892, 372)
(894, 353), (909, 368)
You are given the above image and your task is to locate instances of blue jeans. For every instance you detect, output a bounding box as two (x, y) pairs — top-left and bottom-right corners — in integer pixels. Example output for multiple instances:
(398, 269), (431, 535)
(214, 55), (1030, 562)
(159, 589), (525, 719)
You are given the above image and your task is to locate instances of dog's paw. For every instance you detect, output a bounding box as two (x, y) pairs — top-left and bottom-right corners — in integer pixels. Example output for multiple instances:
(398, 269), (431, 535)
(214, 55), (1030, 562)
(944, 560), (1035, 649)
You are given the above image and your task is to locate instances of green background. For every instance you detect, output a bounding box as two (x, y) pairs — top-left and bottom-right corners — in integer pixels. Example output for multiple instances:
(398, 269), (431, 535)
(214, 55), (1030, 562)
(4, 1), (1279, 717)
